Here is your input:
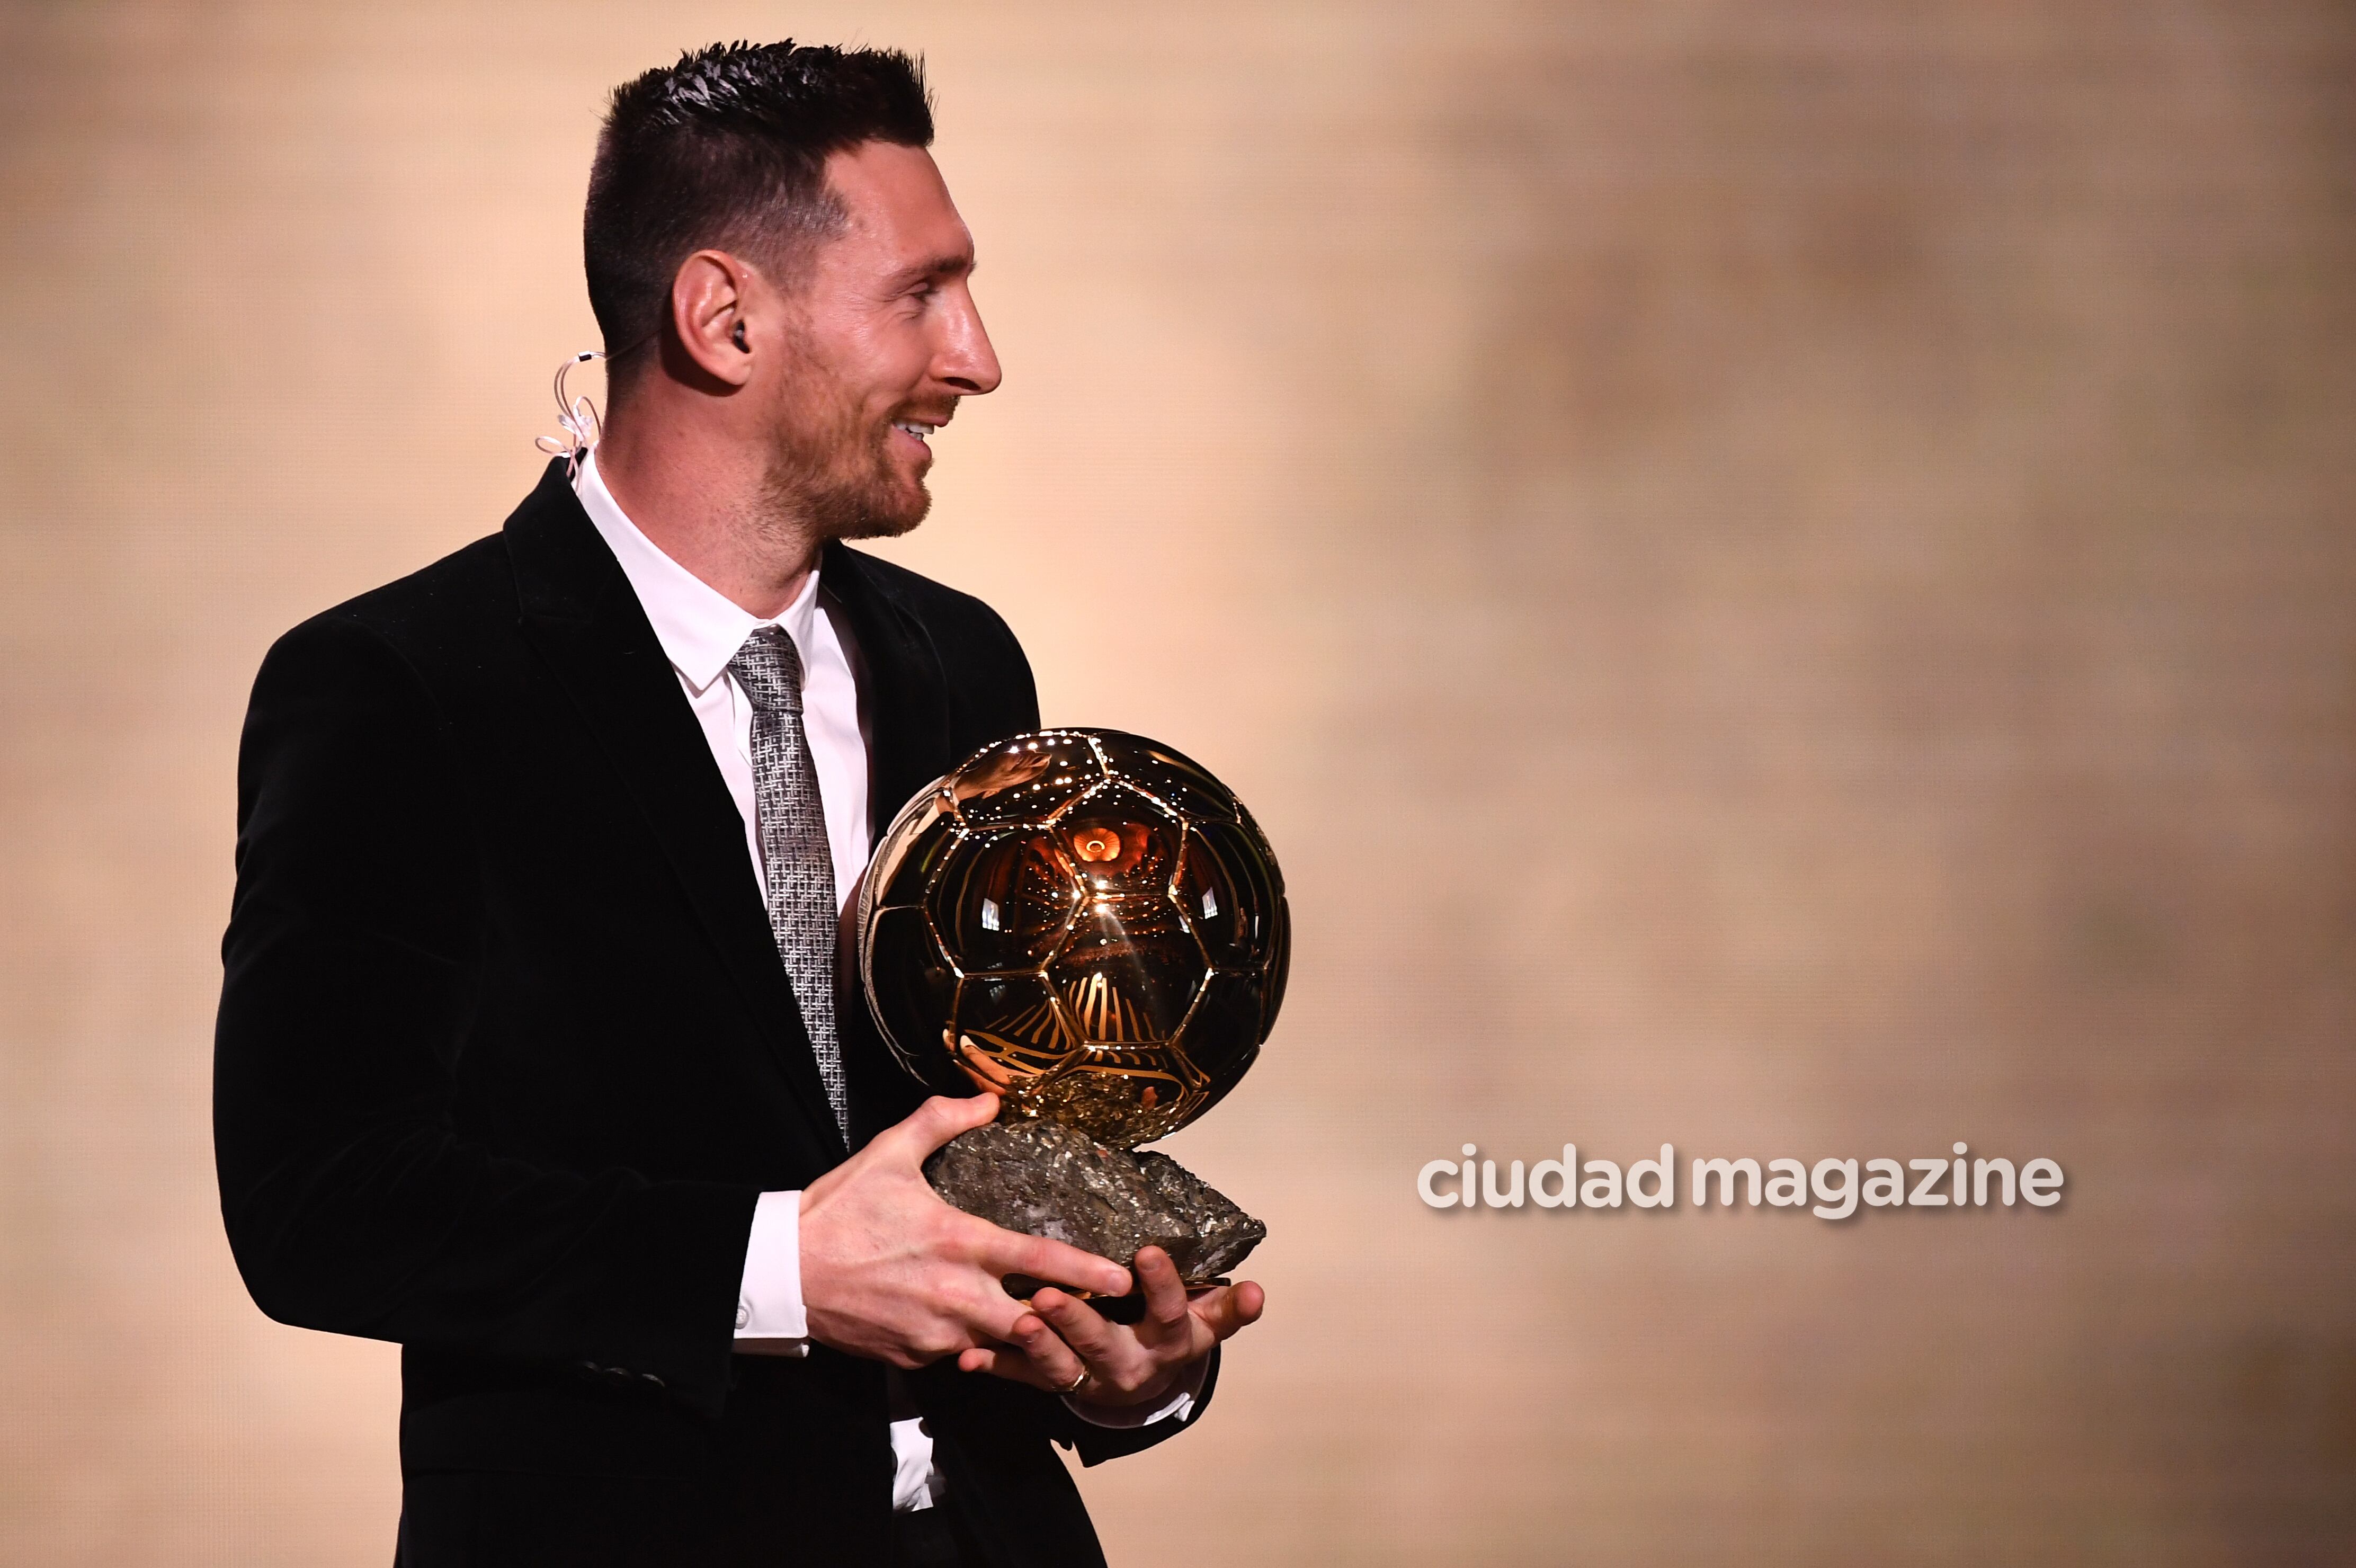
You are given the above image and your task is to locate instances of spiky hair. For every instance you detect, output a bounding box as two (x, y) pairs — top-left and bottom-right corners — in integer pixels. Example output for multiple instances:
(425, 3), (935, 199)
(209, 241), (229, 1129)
(583, 41), (933, 364)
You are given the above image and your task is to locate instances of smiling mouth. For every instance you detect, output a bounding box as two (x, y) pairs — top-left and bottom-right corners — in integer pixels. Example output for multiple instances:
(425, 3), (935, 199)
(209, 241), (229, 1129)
(891, 419), (939, 443)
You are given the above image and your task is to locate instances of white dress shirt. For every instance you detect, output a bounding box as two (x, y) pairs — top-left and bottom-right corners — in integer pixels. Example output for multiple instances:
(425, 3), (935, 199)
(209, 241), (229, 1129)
(573, 451), (1197, 1513)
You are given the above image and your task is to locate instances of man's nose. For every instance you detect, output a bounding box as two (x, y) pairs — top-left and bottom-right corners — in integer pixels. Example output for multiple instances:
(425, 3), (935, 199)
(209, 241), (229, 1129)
(935, 288), (1002, 396)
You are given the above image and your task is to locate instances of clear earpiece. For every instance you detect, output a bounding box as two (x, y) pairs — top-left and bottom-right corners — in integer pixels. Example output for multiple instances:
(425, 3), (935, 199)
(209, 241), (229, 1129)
(535, 350), (606, 479)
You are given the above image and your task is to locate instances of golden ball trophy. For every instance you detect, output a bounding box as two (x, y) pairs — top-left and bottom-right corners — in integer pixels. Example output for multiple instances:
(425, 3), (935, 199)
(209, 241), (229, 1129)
(854, 729), (1289, 1306)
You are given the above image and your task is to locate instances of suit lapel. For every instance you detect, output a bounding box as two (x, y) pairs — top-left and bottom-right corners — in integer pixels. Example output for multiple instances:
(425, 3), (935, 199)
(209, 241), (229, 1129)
(820, 541), (954, 841)
(818, 542), (964, 1143)
(504, 459), (846, 1157)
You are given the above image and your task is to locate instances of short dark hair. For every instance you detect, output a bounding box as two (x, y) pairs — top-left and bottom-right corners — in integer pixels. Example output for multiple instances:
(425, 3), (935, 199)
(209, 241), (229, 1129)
(584, 41), (933, 363)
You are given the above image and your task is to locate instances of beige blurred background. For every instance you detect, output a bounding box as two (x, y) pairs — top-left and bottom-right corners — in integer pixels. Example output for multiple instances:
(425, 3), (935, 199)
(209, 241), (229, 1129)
(4, 1), (2354, 1562)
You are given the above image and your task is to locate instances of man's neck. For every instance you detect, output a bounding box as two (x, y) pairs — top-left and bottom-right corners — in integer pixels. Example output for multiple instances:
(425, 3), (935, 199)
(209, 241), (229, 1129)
(593, 411), (822, 621)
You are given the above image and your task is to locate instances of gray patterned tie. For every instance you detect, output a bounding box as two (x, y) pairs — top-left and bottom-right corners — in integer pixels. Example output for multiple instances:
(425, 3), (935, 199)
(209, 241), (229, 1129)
(728, 626), (847, 1138)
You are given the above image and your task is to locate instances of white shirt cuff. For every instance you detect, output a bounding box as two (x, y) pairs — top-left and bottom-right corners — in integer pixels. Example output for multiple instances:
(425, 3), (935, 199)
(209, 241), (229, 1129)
(1066, 1352), (1209, 1429)
(734, 1189), (809, 1355)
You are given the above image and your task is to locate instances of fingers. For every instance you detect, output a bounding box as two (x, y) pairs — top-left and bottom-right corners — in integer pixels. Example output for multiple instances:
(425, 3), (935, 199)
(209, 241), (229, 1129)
(1186, 1278), (1266, 1341)
(872, 1092), (1002, 1166)
(953, 1317), (1084, 1393)
(977, 1227), (1132, 1299)
(1028, 1288), (1194, 1404)
(976, 1274), (1255, 1406)
(1029, 1288), (1120, 1364)
(957, 1344), (1055, 1388)
(925, 1235), (1120, 1353)
(1007, 1311), (1085, 1387)
(1134, 1247), (1191, 1332)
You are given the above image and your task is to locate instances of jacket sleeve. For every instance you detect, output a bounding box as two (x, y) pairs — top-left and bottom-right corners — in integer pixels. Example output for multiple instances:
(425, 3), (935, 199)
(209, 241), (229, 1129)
(213, 613), (757, 1418)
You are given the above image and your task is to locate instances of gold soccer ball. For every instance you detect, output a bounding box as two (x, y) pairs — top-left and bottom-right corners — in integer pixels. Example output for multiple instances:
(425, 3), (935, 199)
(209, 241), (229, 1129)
(855, 729), (1290, 1148)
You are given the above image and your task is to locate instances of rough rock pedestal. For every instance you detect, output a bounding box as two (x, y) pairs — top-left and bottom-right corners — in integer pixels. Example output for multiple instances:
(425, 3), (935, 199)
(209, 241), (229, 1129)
(924, 1118), (1266, 1287)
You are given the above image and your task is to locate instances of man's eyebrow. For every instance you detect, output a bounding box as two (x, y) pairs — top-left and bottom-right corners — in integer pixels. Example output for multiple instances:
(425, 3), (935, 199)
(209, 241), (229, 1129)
(888, 253), (976, 287)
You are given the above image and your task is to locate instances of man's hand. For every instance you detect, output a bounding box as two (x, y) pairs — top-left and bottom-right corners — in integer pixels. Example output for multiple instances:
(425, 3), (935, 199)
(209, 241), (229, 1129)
(953, 1244), (1265, 1412)
(798, 1094), (1134, 1368)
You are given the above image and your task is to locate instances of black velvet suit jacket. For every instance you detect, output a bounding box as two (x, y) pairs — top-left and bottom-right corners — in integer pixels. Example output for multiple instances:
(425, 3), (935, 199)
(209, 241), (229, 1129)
(215, 459), (1210, 1565)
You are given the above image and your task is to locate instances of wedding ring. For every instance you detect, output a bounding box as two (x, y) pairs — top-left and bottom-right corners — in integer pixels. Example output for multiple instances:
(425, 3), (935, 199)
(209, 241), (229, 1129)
(1056, 1367), (1090, 1397)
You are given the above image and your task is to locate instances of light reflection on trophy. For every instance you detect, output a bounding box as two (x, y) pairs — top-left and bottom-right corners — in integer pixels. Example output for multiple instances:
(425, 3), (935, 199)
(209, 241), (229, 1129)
(854, 729), (1289, 1291)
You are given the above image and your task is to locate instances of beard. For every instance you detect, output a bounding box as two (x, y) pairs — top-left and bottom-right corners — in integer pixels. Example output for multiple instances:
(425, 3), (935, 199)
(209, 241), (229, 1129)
(759, 346), (936, 545)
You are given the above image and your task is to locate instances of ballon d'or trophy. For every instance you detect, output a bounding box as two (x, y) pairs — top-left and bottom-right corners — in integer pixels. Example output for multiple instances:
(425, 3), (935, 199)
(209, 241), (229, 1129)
(855, 729), (1288, 1312)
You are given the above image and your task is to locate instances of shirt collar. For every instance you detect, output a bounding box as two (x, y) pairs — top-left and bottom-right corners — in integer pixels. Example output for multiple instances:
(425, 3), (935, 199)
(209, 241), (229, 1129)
(575, 447), (822, 694)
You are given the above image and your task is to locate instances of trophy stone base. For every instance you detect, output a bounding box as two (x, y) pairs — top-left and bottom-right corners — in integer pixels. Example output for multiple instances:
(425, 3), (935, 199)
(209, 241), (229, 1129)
(924, 1118), (1265, 1304)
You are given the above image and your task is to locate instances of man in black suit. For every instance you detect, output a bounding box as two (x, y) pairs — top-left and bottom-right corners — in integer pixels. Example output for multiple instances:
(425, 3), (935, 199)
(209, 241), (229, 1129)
(213, 42), (1261, 1566)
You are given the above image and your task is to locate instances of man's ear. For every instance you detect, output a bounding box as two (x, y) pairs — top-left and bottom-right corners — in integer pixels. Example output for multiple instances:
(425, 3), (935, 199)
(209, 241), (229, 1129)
(669, 250), (759, 388)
